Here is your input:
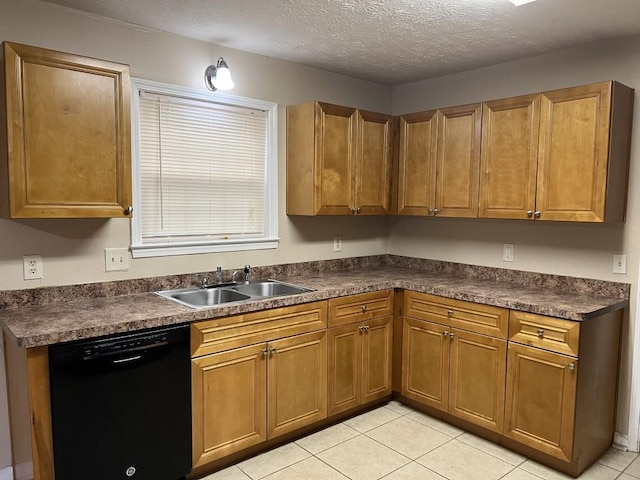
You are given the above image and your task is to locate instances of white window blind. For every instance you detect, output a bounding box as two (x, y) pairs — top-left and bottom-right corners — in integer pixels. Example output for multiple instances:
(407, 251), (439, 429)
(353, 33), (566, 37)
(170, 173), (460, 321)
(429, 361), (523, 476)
(130, 79), (278, 257)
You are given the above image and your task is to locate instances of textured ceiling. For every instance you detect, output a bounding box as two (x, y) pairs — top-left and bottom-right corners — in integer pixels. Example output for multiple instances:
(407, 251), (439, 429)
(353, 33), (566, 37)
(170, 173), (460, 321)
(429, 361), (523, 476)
(39, 0), (640, 85)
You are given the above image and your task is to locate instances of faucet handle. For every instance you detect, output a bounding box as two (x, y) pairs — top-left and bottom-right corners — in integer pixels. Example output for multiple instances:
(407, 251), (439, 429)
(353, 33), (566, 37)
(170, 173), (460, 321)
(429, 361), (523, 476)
(201, 276), (210, 288)
(244, 265), (251, 284)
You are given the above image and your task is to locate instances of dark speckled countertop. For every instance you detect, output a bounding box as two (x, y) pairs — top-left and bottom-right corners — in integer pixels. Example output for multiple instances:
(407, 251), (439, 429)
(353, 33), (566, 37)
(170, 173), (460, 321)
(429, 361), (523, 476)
(0, 260), (629, 348)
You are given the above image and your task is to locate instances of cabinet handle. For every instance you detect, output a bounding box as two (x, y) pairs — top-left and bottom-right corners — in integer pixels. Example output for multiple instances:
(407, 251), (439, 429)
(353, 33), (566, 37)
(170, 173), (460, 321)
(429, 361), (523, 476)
(364, 325), (370, 331)
(359, 325), (365, 332)
(534, 211), (541, 219)
(449, 332), (455, 340)
(526, 210), (533, 218)
(568, 363), (575, 371)
(447, 309), (454, 317)
(536, 328), (544, 338)
(124, 206), (133, 216)
(270, 347), (277, 354)
(262, 348), (268, 357)
(428, 208), (435, 215)
(353, 207), (361, 215)
(361, 304), (367, 313)
(433, 208), (439, 216)
(442, 331), (449, 337)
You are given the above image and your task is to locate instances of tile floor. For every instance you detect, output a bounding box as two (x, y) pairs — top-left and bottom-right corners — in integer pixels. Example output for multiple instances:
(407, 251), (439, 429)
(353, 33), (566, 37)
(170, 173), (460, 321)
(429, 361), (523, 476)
(202, 402), (640, 480)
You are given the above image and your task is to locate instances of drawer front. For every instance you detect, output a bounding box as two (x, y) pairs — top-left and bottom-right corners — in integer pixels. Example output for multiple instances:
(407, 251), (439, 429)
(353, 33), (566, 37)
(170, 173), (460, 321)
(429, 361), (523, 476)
(404, 291), (508, 338)
(509, 311), (580, 356)
(329, 290), (394, 327)
(191, 301), (328, 357)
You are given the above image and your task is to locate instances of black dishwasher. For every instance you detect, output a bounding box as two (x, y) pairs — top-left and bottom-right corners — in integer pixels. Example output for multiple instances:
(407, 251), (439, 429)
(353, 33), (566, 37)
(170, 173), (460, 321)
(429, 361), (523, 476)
(49, 324), (191, 480)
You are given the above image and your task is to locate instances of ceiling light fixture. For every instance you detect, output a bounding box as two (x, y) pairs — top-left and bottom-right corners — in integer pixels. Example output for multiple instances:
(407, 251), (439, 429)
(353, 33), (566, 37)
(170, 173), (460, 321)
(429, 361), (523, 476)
(205, 57), (234, 91)
(507, 0), (538, 5)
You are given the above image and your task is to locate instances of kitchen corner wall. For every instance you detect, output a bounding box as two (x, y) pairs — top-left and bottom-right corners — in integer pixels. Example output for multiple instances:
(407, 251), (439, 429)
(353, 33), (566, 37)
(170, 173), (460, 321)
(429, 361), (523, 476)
(390, 35), (640, 439)
(0, 0), (393, 470)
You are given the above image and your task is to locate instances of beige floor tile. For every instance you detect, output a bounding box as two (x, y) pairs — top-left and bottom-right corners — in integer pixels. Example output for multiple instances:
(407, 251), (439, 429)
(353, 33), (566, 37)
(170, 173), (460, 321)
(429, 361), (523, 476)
(626, 455), (640, 478)
(366, 416), (451, 459)
(620, 474), (640, 480)
(406, 410), (465, 438)
(201, 465), (252, 480)
(317, 435), (411, 480)
(261, 457), (348, 480)
(457, 432), (526, 466)
(380, 461), (447, 479)
(501, 469), (546, 480)
(385, 400), (415, 415)
(295, 423), (360, 454)
(416, 439), (514, 480)
(597, 447), (639, 471)
(343, 406), (402, 433)
(237, 443), (311, 479)
(520, 459), (619, 480)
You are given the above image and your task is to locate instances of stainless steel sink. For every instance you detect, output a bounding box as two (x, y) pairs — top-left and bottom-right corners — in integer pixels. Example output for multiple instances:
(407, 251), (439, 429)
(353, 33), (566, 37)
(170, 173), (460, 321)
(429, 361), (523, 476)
(232, 280), (312, 297)
(156, 279), (313, 309)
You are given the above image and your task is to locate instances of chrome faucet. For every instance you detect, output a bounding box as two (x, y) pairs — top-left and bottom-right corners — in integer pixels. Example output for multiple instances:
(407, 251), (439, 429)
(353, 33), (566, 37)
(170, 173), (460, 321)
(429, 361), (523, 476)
(232, 265), (251, 284)
(202, 266), (224, 288)
(215, 266), (223, 284)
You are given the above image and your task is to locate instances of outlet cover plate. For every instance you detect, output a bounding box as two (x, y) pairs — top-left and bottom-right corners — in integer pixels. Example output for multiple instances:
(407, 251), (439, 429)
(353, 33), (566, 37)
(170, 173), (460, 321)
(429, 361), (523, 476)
(23, 255), (43, 280)
(613, 254), (627, 274)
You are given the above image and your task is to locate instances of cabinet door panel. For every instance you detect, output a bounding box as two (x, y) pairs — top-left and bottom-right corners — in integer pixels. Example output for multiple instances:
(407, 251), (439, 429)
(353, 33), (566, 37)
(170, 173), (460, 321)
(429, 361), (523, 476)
(401, 317), (449, 411)
(316, 103), (357, 215)
(449, 330), (506, 433)
(397, 111), (438, 215)
(268, 331), (327, 438)
(356, 110), (391, 214)
(480, 95), (539, 219)
(537, 83), (611, 221)
(505, 343), (577, 461)
(436, 104), (481, 218)
(328, 324), (361, 415)
(192, 344), (266, 467)
(362, 316), (393, 404)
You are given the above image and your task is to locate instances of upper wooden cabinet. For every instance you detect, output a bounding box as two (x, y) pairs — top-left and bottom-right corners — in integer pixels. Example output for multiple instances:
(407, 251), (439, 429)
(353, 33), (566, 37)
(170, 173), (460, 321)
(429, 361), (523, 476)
(286, 101), (392, 215)
(480, 82), (634, 222)
(0, 42), (132, 218)
(397, 103), (481, 217)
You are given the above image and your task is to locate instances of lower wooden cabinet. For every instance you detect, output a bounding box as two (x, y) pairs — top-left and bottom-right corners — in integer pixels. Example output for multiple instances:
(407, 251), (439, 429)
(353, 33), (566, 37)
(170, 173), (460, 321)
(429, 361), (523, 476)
(328, 315), (393, 415)
(401, 317), (506, 433)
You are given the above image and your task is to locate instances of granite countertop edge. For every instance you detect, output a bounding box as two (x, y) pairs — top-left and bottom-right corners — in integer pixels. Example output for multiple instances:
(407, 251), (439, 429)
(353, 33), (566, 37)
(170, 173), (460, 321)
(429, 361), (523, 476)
(0, 268), (629, 348)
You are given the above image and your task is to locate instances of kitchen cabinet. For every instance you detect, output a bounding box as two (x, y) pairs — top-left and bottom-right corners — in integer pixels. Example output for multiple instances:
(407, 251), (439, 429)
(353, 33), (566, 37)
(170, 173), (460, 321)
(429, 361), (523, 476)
(190, 302), (327, 467)
(286, 101), (392, 215)
(480, 82), (634, 222)
(397, 103), (481, 217)
(328, 290), (394, 415)
(504, 310), (621, 475)
(0, 42), (132, 218)
(401, 292), (508, 433)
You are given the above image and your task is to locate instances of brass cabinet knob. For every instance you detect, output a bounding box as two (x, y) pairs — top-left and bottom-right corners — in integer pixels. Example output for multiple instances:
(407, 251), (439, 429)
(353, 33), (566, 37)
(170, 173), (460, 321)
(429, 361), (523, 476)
(124, 206), (133, 216)
(537, 328), (544, 339)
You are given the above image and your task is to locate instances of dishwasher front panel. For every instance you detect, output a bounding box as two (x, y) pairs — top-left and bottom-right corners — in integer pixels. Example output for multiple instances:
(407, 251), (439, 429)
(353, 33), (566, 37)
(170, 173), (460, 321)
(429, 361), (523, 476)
(49, 325), (191, 480)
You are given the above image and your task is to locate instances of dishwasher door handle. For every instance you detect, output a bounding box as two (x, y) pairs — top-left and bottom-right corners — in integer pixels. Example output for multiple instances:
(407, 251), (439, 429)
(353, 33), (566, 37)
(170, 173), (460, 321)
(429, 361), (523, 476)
(111, 355), (143, 364)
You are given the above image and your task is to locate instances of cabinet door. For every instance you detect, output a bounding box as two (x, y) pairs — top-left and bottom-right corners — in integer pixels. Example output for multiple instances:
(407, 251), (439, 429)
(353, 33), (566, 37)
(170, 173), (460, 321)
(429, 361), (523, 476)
(267, 330), (327, 438)
(479, 95), (540, 220)
(435, 104), (482, 218)
(316, 102), (357, 215)
(328, 323), (361, 415)
(397, 111), (438, 215)
(401, 317), (449, 411)
(2, 42), (132, 218)
(536, 83), (611, 222)
(505, 343), (577, 462)
(191, 344), (267, 467)
(355, 110), (392, 214)
(449, 329), (506, 433)
(362, 315), (393, 404)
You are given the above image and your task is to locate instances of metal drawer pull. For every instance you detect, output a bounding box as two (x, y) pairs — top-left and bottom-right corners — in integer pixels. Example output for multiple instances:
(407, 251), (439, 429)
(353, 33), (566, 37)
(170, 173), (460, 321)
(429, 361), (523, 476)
(359, 325), (365, 332)
(262, 348), (268, 357)
(449, 332), (455, 340)
(363, 325), (370, 331)
(361, 305), (367, 312)
(537, 328), (544, 338)
(568, 363), (575, 371)
(447, 309), (454, 317)
(526, 210), (533, 218)
(270, 347), (277, 354)
(443, 331), (448, 337)
(534, 211), (541, 219)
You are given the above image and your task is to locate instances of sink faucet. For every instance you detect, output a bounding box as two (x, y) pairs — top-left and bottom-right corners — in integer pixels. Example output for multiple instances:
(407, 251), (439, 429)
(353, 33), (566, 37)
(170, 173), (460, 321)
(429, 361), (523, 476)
(215, 266), (223, 284)
(232, 265), (251, 284)
(202, 266), (224, 288)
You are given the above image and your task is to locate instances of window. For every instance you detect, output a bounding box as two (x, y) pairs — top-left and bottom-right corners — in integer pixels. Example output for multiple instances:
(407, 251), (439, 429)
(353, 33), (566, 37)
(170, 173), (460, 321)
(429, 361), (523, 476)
(130, 78), (278, 257)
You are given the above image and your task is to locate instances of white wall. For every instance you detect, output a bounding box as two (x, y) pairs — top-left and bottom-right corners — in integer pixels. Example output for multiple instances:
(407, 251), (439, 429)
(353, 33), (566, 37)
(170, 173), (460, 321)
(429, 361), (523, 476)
(390, 35), (640, 437)
(0, 0), (393, 470)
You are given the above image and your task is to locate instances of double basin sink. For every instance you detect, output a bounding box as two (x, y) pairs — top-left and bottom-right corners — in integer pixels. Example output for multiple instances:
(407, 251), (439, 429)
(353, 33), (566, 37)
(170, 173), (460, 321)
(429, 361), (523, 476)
(156, 279), (313, 309)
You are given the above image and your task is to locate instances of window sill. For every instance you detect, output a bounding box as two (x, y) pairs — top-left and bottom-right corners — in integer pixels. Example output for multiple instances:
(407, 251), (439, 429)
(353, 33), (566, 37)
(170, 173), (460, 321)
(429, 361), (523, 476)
(130, 238), (280, 258)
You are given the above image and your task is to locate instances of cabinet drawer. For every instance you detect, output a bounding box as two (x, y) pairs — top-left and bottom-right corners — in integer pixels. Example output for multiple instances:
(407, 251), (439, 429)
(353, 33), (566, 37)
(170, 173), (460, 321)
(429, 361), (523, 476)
(509, 311), (580, 356)
(191, 301), (328, 357)
(403, 291), (508, 339)
(328, 290), (394, 327)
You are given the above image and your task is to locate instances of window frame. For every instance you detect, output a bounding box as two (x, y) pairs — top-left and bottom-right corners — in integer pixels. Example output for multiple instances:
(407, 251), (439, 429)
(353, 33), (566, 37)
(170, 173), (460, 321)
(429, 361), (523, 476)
(130, 78), (279, 258)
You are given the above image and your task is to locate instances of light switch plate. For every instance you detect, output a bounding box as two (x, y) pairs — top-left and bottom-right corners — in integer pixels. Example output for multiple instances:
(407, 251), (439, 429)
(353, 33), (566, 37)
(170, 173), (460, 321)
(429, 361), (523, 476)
(502, 244), (515, 262)
(105, 248), (130, 272)
(333, 236), (342, 252)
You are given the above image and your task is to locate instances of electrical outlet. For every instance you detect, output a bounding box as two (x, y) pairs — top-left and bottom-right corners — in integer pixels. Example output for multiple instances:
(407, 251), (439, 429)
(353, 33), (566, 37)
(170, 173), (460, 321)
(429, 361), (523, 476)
(23, 255), (43, 280)
(613, 254), (627, 274)
(333, 236), (342, 252)
(105, 248), (130, 272)
(502, 244), (515, 262)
